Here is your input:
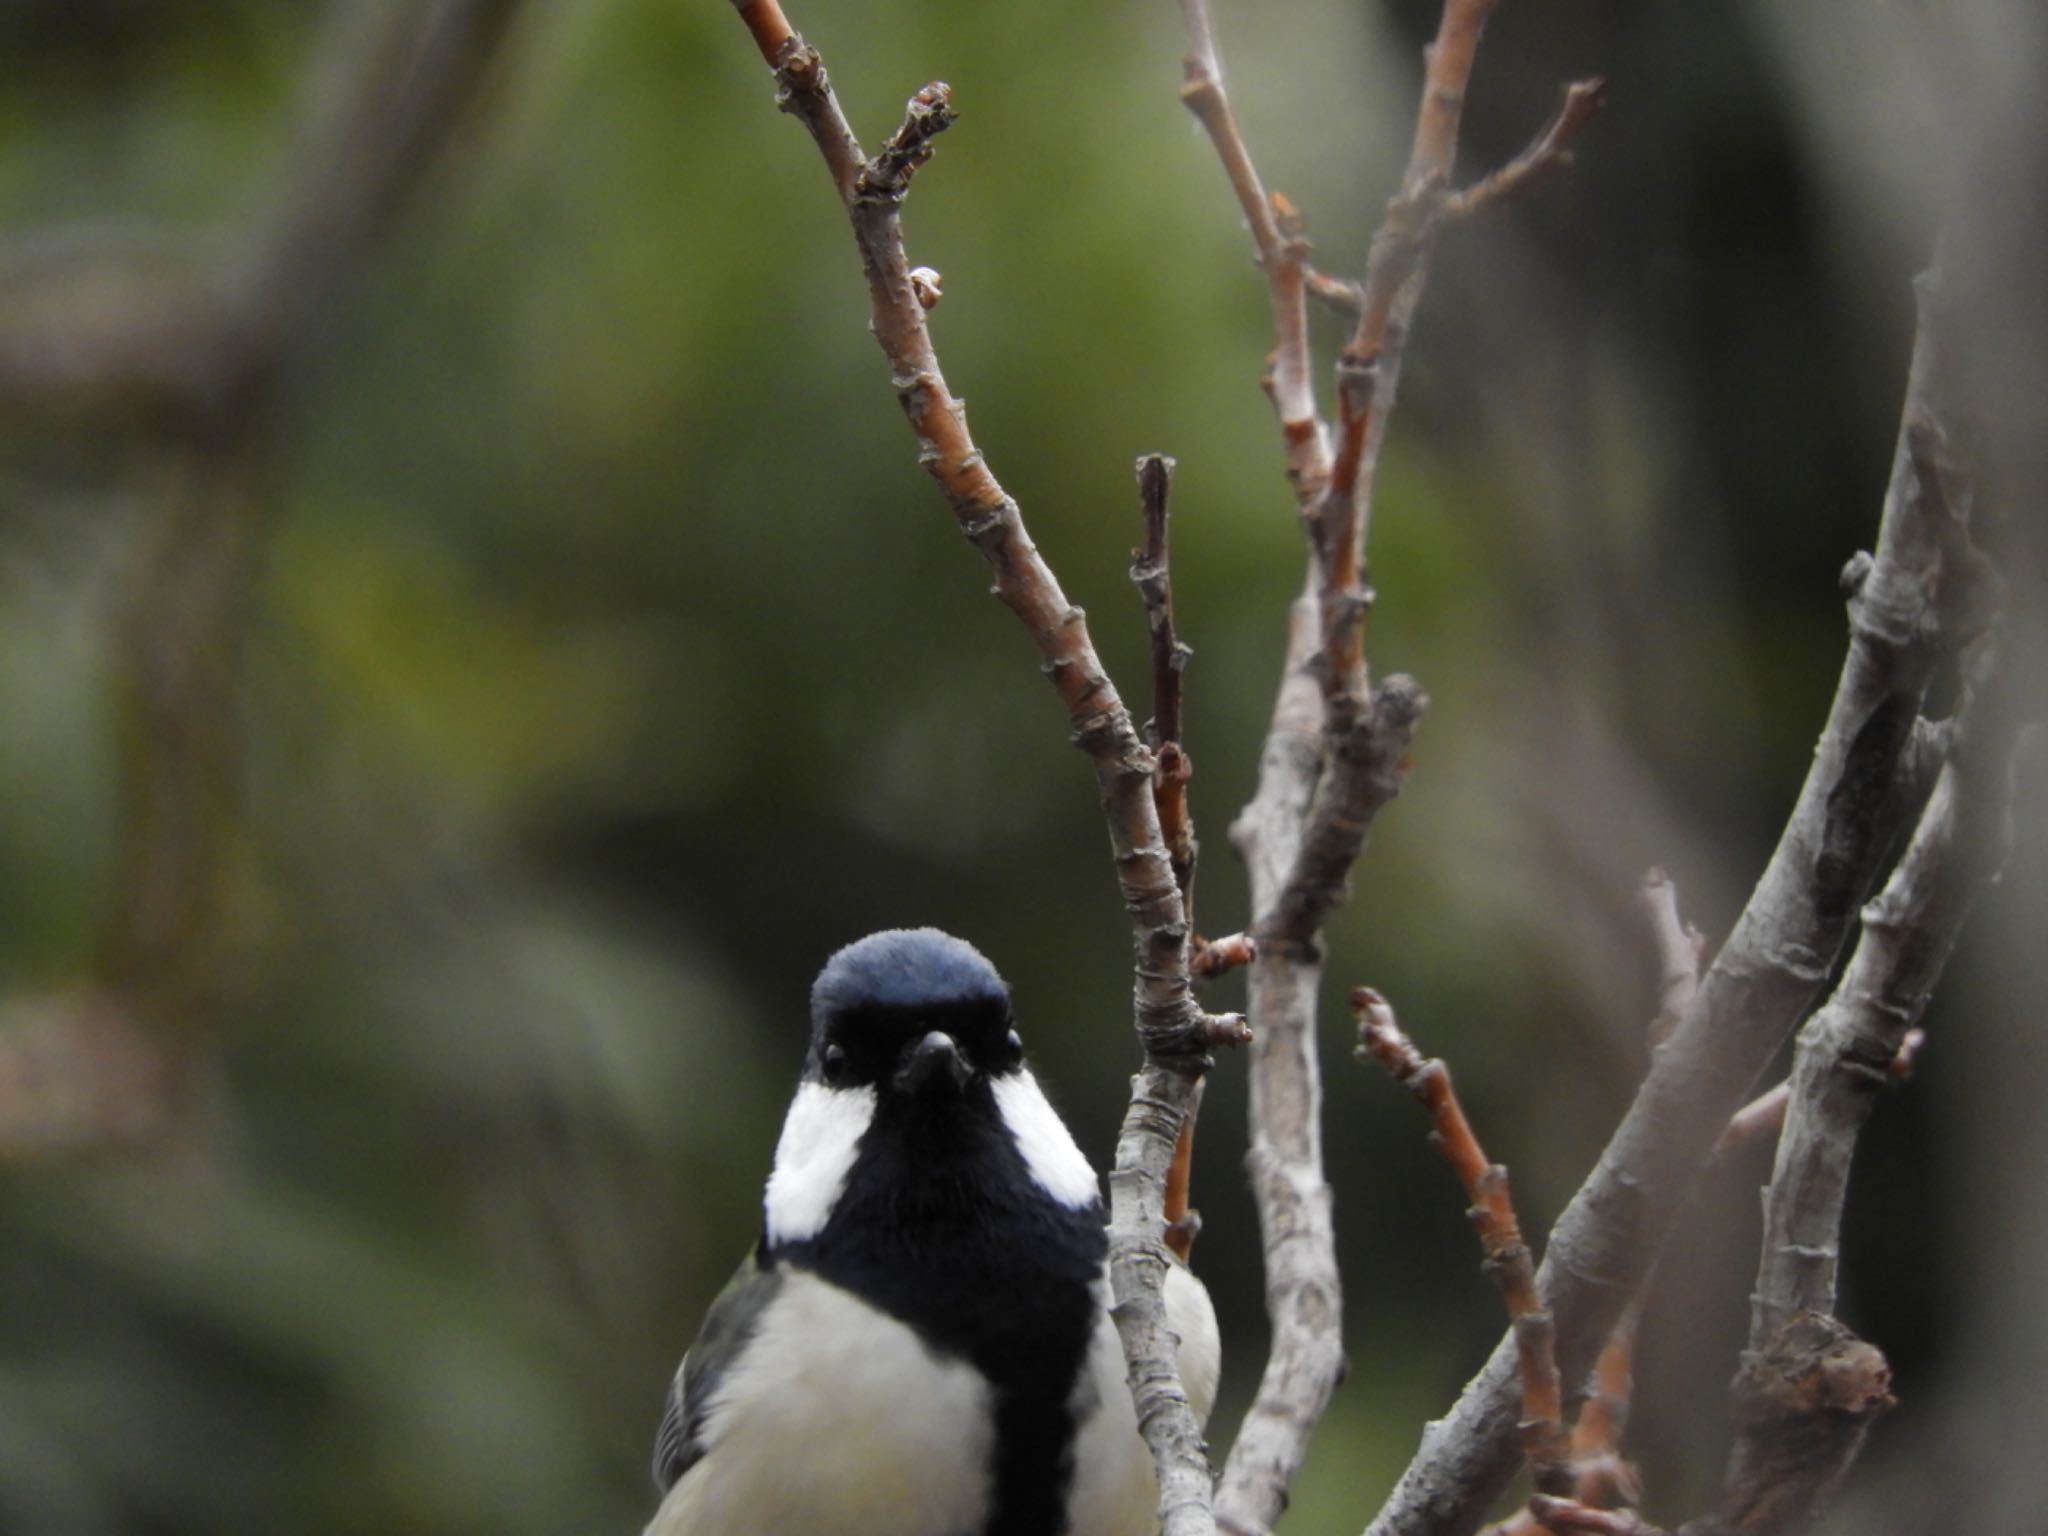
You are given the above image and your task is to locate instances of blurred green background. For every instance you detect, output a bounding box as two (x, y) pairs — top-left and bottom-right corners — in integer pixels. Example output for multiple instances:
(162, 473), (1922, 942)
(2, 1), (2043, 1533)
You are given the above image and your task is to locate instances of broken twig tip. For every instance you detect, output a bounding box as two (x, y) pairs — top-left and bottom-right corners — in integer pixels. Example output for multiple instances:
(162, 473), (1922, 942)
(1191, 931), (1255, 980)
(1203, 1013), (1254, 1049)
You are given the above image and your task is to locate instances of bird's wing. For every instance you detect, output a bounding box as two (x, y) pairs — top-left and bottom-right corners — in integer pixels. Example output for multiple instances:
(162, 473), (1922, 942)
(653, 1246), (785, 1494)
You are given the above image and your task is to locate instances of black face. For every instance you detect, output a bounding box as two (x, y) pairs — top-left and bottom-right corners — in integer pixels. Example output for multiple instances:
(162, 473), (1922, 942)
(804, 927), (1026, 1091)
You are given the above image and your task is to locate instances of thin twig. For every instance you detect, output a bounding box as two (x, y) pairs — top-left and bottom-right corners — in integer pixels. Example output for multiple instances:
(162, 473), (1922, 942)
(1365, 263), (1974, 1536)
(1176, 0), (1329, 505)
(1314, 0), (1506, 712)
(1444, 79), (1608, 222)
(729, 9), (1222, 1529)
(1356, 989), (1572, 1498)
(1164, 1079), (1205, 1262)
(1134, 454), (1200, 926)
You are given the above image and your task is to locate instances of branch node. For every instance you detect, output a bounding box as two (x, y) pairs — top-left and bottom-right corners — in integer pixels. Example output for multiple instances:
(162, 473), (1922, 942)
(856, 81), (957, 202)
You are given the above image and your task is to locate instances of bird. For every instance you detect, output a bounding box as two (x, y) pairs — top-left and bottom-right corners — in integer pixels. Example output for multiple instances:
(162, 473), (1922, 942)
(644, 927), (1219, 1536)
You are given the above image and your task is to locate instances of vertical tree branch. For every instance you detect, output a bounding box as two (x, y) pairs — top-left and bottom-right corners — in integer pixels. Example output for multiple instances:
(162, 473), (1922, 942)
(1134, 453), (1200, 926)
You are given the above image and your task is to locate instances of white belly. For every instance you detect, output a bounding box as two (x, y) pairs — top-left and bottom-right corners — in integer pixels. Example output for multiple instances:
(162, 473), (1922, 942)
(645, 1263), (1219, 1536)
(1063, 1264), (1221, 1536)
(645, 1270), (994, 1536)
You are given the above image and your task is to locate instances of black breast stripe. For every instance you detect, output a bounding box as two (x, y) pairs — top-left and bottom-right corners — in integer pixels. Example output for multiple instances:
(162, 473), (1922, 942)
(769, 1083), (1106, 1536)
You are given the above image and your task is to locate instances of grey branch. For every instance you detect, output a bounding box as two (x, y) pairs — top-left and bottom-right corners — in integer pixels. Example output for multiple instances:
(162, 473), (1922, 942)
(1215, 584), (1345, 1536)
(1364, 266), (1972, 1536)
(1709, 662), (2008, 1535)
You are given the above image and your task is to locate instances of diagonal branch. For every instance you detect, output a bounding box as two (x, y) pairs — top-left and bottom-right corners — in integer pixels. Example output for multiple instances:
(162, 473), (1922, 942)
(726, 6), (1225, 1530)
(1444, 78), (1609, 222)
(1357, 989), (1572, 1497)
(1364, 265), (1975, 1536)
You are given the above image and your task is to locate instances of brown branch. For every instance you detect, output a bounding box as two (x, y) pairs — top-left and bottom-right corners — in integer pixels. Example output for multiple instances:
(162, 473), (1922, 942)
(1313, 0), (1509, 711)
(1356, 989), (1572, 1498)
(733, 16), (1218, 1532)
(1567, 1302), (1646, 1511)
(1444, 79), (1608, 222)
(1133, 454), (1199, 925)
(1164, 1079), (1205, 1263)
(1365, 265), (1973, 1536)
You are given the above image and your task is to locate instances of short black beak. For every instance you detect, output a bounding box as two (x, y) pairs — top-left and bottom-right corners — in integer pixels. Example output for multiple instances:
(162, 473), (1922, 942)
(895, 1030), (973, 1097)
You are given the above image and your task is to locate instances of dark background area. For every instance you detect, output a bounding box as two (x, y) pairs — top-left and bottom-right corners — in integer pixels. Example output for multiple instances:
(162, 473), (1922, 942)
(1, 2), (2042, 1532)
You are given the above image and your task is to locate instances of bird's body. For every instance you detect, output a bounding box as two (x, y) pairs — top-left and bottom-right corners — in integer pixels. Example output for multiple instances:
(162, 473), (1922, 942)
(645, 929), (1218, 1536)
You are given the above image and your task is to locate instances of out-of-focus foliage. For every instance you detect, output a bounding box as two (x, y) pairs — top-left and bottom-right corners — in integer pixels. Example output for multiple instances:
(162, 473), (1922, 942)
(1, 1), (2043, 1533)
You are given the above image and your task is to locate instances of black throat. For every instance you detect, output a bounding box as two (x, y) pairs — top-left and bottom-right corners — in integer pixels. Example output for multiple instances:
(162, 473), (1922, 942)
(767, 1082), (1107, 1536)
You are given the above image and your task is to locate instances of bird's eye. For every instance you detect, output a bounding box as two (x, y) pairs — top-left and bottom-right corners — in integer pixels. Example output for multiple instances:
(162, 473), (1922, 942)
(821, 1044), (848, 1085)
(1002, 1028), (1024, 1067)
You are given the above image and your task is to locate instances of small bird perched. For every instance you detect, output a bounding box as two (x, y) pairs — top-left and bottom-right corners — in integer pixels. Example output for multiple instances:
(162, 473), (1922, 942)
(645, 928), (1218, 1536)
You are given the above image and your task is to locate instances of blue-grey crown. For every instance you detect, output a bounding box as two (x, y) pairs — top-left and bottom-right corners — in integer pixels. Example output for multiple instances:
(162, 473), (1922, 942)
(810, 928), (1008, 1020)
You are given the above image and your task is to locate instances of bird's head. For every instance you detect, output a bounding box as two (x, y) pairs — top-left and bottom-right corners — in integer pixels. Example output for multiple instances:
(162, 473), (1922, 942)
(805, 927), (1021, 1096)
(764, 929), (1100, 1246)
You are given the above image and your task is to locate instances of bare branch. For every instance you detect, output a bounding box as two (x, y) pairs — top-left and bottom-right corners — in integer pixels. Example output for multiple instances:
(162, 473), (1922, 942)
(1747, 753), (2001, 1346)
(730, 13), (1216, 1530)
(1356, 989), (1572, 1498)
(1444, 79), (1609, 222)
(1133, 454), (1200, 925)
(1365, 264), (1974, 1536)
(1313, 0), (1513, 712)
(1177, 0), (1329, 505)
(1163, 1081), (1205, 1263)
(1263, 675), (1429, 945)
(1215, 585), (1342, 1536)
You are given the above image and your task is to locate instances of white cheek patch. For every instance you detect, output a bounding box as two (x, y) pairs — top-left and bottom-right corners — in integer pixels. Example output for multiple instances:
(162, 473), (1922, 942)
(764, 1081), (876, 1242)
(991, 1070), (1102, 1210)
